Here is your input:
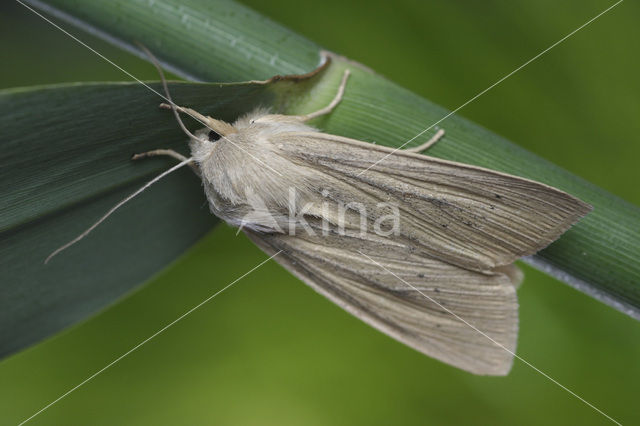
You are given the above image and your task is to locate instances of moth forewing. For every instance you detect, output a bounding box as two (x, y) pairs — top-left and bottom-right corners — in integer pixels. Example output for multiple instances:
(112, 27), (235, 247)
(268, 131), (592, 272)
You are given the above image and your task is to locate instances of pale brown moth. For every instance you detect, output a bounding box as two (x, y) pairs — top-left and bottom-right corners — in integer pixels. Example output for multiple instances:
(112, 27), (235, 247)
(49, 56), (591, 376)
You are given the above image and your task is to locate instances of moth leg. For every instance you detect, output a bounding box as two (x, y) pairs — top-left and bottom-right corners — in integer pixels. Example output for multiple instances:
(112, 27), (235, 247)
(132, 149), (200, 176)
(404, 129), (446, 153)
(298, 69), (351, 122)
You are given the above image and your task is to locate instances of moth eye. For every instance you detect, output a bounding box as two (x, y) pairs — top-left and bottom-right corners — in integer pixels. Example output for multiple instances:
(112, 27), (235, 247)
(208, 130), (221, 141)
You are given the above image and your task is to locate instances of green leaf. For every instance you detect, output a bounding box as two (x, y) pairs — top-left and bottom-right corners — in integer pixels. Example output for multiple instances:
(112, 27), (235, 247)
(0, 80), (278, 357)
(22, 0), (321, 82)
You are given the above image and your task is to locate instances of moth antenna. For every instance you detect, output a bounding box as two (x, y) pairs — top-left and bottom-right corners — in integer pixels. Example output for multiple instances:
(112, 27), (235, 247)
(45, 157), (194, 264)
(136, 43), (198, 141)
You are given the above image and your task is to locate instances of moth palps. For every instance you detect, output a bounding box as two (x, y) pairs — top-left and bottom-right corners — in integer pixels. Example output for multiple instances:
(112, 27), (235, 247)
(51, 67), (591, 376)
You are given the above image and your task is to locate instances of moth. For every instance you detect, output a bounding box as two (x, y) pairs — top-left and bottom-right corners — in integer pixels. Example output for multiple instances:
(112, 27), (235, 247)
(50, 59), (591, 376)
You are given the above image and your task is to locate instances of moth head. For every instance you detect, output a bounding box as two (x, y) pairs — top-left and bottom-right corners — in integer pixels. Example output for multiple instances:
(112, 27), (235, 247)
(189, 118), (237, 157)
(196, 117), (237, 143)
(159, 102), (237, 147)
(187, 117), (240, 163)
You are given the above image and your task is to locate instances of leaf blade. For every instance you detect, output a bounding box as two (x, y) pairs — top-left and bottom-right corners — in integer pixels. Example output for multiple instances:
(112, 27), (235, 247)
(0, 80), (278, 357)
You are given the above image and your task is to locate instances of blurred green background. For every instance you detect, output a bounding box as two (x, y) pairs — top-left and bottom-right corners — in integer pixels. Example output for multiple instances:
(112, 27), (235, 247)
(1, 0), (639, 424)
